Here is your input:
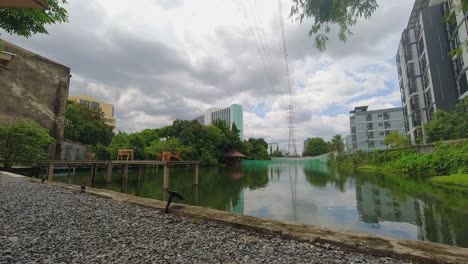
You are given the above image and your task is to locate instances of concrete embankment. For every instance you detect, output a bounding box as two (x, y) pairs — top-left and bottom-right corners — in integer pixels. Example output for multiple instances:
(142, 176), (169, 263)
(1, 172), (467, 263)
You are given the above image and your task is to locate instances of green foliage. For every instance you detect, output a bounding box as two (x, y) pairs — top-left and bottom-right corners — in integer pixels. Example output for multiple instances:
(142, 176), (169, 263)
(303, 137), (328, 156)
(330, 134), (344, 153)
(431, 174), (468, 190)
(289, 0), (378, 51)
(94, 143), (111, 160)
(0, 119), (55, 169)
(0, 0), (68, 37)
(425, 97), (468, 143)
(243, 138), (270, 160)
(64, 102), (114, 146)
(384, 131), (410, 148)
(86, 117), (246, 166)
(270, 150), (284, 157)
(106, 132), (149, 160)
(145, 138), (185, 158)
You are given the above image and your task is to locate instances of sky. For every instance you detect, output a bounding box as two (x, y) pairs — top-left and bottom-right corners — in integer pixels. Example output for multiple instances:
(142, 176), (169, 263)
(1, 0), (414, 154)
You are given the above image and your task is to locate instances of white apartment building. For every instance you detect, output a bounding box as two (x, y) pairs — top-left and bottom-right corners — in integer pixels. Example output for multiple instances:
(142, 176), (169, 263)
(349, 106), (406, 152)
(195, 104), (244, 139)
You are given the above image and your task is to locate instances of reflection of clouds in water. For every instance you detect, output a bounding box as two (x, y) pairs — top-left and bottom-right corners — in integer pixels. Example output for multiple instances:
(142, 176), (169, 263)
(243, 166), (359, 227)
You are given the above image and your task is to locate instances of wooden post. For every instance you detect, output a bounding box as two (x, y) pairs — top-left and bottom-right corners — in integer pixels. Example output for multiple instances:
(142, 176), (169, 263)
(122, 164), (129, 179)
(163, 164), (169, 190)
(106, 163), (113, 183)
(90, 164), (97, 187)
(47, 163), (54, 181)
(136, 165), (142, 196)
(193, 163), (199, 186)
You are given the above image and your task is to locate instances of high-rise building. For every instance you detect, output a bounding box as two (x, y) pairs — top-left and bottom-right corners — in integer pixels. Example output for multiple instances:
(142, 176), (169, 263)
(267, 143), (279, 155)
(195, 104), (243, 139)
(396, 0), (463, 143)
(69, 95), (116, 127)
(349, 106), (406, 152)
(445, 0), (468, 100)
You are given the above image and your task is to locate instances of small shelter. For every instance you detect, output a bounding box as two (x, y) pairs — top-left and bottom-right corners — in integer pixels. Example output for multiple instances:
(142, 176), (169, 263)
(224, 150), (248, 167)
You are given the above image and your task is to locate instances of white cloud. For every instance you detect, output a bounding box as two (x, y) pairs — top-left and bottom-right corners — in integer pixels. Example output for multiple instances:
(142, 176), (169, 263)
(1, 0), (412, 154)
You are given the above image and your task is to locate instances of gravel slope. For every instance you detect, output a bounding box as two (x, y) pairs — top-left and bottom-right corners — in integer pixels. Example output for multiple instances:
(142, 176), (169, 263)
(0, 174), (409, 263)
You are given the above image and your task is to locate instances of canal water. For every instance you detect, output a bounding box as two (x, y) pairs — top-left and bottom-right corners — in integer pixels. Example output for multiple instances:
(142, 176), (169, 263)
(51, 161), (468, 248)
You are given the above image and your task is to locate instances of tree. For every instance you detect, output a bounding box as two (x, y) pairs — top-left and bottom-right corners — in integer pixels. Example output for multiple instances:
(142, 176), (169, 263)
(64, 102), (114, 146)
(243, 138), (270, 160)
(0, 0), (68, 38)
(330, 134), (345, 153)
(425, 97), (468, 143)
(290, 0), (468, 52)
(270, 150), (284, 157)
(290, 0), (378, 51)
(0, 119), (55, 169)
(384, 131), (410, 148)
(303, 137), (328, 156)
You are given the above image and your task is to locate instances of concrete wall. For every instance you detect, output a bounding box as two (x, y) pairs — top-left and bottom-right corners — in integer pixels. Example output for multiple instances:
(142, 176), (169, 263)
(59, 140), (90, 161)
(0, 39), (71, 159)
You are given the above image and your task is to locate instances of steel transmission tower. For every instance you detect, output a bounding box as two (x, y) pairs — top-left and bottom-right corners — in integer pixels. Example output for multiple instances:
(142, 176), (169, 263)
(278, 0), (297, 156)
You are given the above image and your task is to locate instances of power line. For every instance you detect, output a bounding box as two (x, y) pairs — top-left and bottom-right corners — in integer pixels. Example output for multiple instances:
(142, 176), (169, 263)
(278, 0), (297, 156)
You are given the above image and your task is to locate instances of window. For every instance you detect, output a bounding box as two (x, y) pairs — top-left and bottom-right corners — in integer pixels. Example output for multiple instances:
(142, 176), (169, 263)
(378, 122), (383, 127)
(384, 122), (391, 129)
(369, 141), (375, 148)
(367, 123), (374, 130)
(379, 132), (384, 136)
(380, 141), (385, 145)
(79, 100), (90, 107)
(368, 132), (374, 139)
(378, 113), (383, 118)
(366, 114), (372, 121)
(90, 101), (100, 110)
(385, 131), (391, 136)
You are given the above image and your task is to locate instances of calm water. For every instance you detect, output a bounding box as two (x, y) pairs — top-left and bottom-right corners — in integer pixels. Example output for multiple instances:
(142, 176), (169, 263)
(51, 162), (468, 247)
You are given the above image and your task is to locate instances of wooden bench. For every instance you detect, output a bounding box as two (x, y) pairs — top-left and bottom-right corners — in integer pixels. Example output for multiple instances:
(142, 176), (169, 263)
(117, 149), (134, 160)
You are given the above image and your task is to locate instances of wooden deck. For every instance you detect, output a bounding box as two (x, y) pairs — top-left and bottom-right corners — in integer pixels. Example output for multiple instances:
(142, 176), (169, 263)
(35, 160), (199, 189)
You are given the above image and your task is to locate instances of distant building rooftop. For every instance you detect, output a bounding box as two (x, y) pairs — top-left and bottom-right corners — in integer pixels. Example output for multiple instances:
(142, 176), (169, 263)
(349, 106), (369, 114)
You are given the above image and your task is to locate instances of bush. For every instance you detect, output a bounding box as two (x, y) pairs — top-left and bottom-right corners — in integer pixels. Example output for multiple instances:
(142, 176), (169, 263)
(0, 120), (55, 169)
(95, 144), (111, 160)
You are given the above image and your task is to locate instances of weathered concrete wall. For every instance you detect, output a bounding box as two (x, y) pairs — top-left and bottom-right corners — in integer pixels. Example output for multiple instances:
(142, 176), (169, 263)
(59, 140), (90, 161)
(0, 39), (71, 159)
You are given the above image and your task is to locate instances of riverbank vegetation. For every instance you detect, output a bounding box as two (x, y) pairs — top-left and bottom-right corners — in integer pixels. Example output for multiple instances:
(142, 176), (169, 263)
(329, 141), (467, 177)
(63, 102), (269, 166)
(303, 135), (344, 157)
(328, 99), (468, 189)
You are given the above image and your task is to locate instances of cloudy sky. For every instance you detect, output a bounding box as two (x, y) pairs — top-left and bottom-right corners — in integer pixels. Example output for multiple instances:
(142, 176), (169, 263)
(1, 0), (414, 153)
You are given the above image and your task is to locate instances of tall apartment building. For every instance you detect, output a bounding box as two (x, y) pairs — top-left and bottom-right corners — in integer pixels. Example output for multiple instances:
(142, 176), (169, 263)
(396, 0), (463, 143)
(68, 95), (116, 127)
(349, 106), (406, 152)
(445, 0), (468, 100)
(267, 143), (279, 155)
(195, 104), (243, 139)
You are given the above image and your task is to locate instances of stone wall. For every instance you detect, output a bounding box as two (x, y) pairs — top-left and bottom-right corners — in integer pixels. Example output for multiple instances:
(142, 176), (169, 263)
(59, 140), (90, 161)
(0, 39), (71, 159)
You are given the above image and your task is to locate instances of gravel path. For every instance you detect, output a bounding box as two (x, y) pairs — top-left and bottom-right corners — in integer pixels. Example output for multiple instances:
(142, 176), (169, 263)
(0, 174), (410, 264)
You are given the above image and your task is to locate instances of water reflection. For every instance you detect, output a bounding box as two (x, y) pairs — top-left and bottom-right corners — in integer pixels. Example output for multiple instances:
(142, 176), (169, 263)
(52, 162), (468, 247)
